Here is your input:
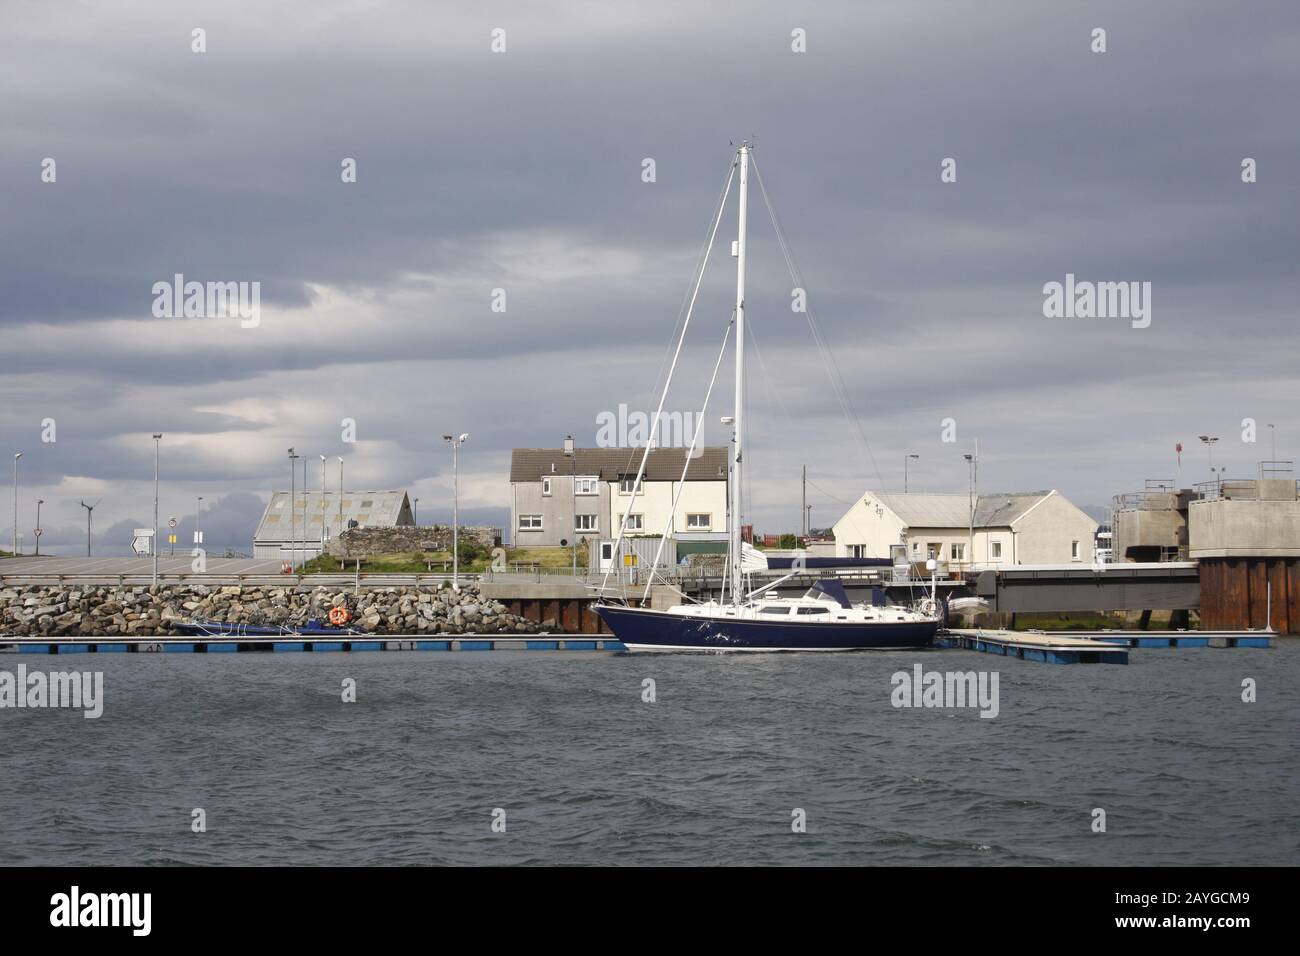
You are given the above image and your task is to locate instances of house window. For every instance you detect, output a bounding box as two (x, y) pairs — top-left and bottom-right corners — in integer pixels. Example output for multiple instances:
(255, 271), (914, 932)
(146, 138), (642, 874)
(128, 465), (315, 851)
(850, 544), (867, 559)
(991, 541), (1002, 559)
(576, 477), (597, 495)
(951, 543), (965, 561)
(928, 543), (941, 559)
(575, 514), (597, 532)
(1071, 540), (1080, 560)
(618, 513), (644, 532)
(911, 541), (919, 554)
(542, 477), (552, 496)
(619, 475), (640, 494)
(519, 514), (543, 531)
(686, 513), (711, 530)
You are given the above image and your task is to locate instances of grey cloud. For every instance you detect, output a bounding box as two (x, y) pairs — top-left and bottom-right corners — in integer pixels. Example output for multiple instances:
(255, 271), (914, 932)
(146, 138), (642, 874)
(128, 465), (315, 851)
(2, 0), (1298, 542)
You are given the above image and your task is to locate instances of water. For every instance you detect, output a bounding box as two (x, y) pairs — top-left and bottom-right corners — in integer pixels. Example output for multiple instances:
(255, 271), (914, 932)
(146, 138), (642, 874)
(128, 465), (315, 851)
(2, 642), (1297, 865)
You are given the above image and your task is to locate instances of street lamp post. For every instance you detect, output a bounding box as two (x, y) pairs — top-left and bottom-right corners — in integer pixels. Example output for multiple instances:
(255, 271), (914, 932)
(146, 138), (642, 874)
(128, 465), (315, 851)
(35, 498), (43, 556)
(288, 448), (299, 569)
(337, 457), (344, 531)
(414, 497), (419, 526)
(1198, 435), (1220, 486)
(564, 435), (576, 576)
(904, 453), (919, 494)
(12, 452), (21, 557)
(319, 455), (327, 537)
(196, 496), (202, 547)
(442, 433), (469, 587)
(151, 435), (162, 586)
(1267, 423), (1276, 462)
(963, 439), (978, 569)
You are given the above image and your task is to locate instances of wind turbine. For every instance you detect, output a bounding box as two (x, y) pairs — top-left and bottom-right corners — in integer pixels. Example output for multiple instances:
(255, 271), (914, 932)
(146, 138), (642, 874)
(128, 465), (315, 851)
(80, 498), (102, 557)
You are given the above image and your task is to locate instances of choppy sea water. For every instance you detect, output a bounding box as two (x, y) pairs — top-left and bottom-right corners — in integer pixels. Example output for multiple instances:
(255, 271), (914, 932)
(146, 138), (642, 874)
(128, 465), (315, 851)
(1, 640), (1296, 866)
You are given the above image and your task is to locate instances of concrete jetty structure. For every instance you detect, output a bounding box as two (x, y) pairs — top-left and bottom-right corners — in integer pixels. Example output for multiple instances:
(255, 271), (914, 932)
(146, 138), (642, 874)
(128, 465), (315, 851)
(1190, 469), (1300, 633)
(1109, 462), (1300, 633)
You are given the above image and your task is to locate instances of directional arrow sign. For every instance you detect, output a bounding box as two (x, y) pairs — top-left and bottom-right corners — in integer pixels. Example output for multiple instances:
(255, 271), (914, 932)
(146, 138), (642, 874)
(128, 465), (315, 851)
(132, 528), (154, 556)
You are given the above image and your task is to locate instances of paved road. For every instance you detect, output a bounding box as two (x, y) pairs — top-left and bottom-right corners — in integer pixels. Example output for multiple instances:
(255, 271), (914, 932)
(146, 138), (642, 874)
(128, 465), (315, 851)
(0, 555), (304, 585)
(1, 556), (286, 576)
(0, 557), (648, 598)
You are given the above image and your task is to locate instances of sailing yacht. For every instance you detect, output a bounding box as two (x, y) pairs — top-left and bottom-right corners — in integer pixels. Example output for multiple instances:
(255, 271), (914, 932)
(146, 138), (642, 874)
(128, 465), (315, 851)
(595, 144), (941, 652)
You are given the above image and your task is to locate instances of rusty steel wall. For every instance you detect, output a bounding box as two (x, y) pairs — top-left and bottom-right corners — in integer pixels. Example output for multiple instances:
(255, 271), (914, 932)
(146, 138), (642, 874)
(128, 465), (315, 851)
(1199, 557), (1300, 634)
(502, 597), (644, 634)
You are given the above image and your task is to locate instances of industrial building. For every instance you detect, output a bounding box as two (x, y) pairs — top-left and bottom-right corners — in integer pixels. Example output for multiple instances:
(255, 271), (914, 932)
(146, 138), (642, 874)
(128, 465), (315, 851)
(1111, 463), (1300, 632)
(252, 490), (414, 560)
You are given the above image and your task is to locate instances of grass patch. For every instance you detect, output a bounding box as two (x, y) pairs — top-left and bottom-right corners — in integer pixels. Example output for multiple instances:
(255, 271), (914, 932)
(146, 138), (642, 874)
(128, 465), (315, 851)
(302, 542), (589, 574)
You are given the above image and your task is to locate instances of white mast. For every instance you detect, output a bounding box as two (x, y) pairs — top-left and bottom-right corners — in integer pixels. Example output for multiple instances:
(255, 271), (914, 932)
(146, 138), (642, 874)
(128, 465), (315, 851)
(731, 143), (750, 605)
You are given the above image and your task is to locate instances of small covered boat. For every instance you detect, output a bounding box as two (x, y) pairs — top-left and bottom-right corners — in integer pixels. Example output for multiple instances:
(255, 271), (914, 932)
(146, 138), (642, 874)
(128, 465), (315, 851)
(172, 618), (366, 638)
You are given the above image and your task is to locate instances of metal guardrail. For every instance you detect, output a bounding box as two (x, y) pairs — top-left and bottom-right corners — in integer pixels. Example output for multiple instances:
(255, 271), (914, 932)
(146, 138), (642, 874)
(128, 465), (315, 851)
(0, 572), (479, 588)
(1114, 490), (1180, 510)
(1193, 479), (1222, 501)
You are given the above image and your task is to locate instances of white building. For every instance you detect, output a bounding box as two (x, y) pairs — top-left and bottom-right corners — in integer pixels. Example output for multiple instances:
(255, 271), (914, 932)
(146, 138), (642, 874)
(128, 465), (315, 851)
(509, 447), (729, 564)
(253, 490), (414, 560)
(832, 490), (1098, 569)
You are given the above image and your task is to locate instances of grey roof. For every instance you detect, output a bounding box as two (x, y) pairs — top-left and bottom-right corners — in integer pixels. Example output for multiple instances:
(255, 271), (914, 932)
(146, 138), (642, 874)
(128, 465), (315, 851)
(974, 492), (1053, 526)
(872, 491), (1051, 529)
(510, 447), (728, 483)
(874, 493), (971, 528)
(253, 490), (413, 542)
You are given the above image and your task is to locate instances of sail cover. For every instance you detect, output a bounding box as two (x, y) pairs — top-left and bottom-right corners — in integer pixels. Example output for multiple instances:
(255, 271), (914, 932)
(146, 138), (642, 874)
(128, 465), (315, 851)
(739, 542), (769, 573)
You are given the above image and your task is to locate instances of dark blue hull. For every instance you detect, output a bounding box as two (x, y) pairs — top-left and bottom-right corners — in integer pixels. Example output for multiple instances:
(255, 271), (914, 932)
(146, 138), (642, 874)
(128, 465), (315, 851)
(595, 604), (937, 652)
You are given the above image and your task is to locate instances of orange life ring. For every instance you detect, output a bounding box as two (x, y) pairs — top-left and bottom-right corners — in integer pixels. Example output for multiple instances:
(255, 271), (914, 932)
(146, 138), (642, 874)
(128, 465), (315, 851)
(328, 606), (351, 627)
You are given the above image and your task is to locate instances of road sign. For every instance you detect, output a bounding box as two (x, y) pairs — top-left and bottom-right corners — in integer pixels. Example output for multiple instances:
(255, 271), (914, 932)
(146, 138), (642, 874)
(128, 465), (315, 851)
(33, 528), (42, 537)
(168, 517), (177, 529)
(168, 534), (177, 544)
(193, 530), (204, 544)
(132, 528), (154, 556)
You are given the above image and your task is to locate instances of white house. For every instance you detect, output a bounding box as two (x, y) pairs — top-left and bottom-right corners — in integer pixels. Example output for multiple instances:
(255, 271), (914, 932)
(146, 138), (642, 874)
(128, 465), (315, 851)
(832, 490), (1098, 568)
(509, 446), (729, 564)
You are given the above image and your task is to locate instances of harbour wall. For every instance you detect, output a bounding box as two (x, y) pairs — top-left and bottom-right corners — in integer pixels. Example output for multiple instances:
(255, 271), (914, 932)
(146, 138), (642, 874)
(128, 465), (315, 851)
(0, 583), (547, 638)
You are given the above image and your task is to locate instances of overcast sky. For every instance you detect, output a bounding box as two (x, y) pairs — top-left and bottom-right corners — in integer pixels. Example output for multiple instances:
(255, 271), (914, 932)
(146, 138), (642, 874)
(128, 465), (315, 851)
(2, 0), (1297, 555)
